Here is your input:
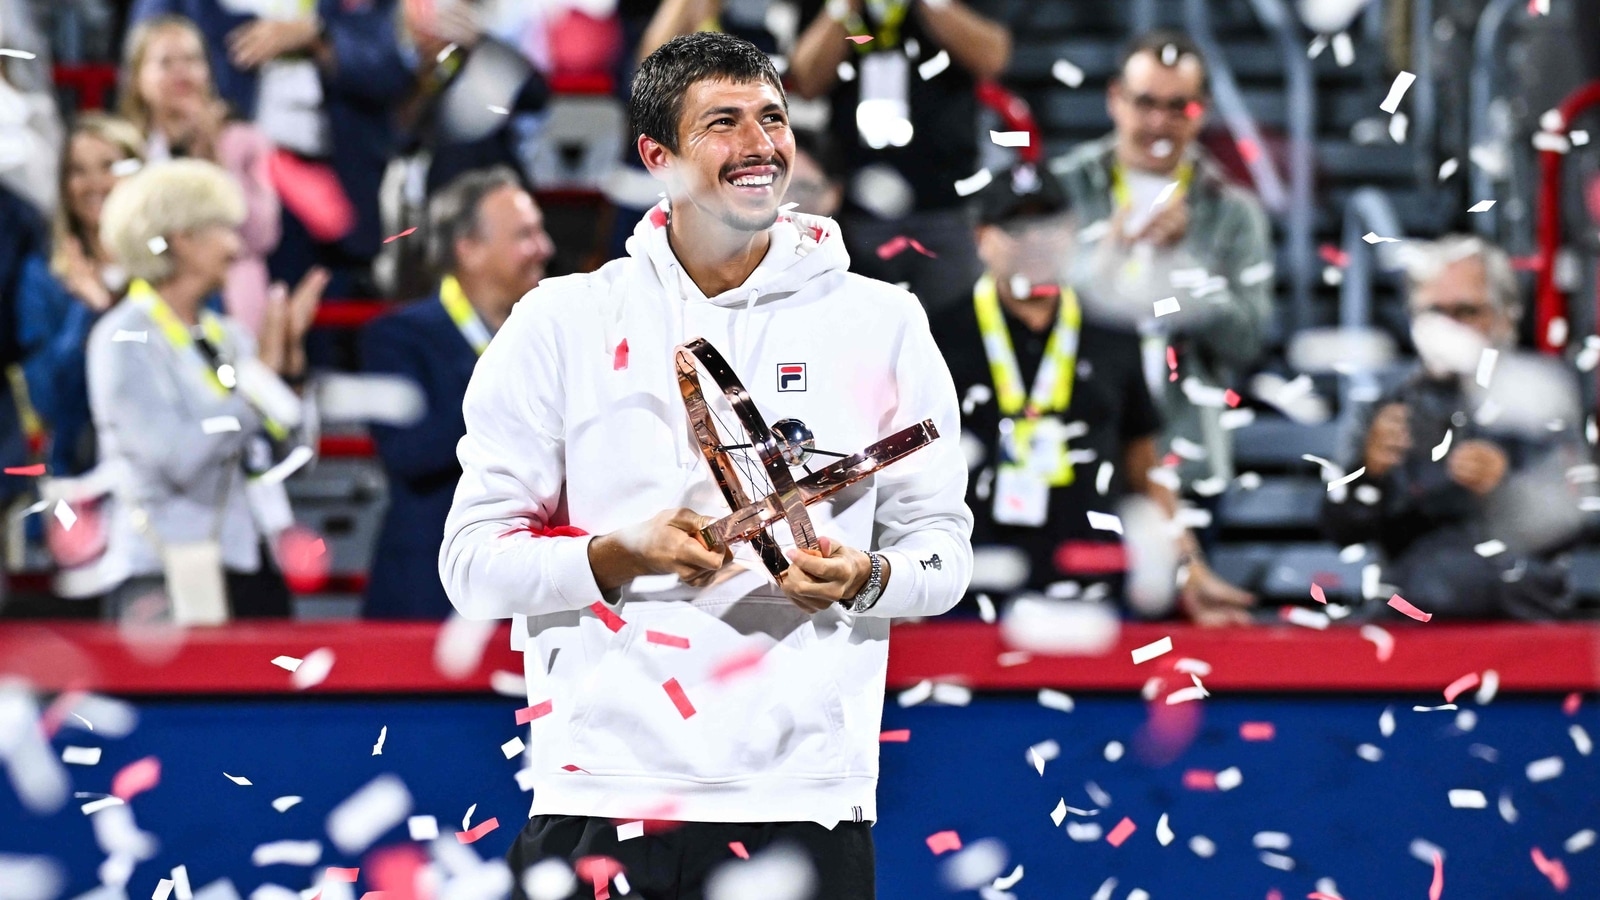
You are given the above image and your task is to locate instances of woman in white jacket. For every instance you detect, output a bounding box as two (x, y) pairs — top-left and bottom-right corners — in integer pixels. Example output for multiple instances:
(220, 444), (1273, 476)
(84, 159), (321, 622)
(441, 32), (973, 900)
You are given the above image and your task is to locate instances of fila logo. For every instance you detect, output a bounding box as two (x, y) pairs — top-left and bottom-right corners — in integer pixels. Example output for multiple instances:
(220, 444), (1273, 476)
(777, 363), (807, 392)
(920, 554), (942, 571)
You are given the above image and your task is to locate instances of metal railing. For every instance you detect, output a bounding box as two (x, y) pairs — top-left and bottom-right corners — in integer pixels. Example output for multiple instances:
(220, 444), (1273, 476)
(1468, 0), (1527, 239)
(1334, 187), (1406, 434)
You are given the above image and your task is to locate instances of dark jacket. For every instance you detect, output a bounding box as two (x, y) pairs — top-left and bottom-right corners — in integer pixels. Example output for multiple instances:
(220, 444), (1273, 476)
(359, 294), (477, 618)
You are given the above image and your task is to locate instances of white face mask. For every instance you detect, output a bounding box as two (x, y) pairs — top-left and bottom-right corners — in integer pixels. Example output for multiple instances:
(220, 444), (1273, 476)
(1409, 311), (1489, 379)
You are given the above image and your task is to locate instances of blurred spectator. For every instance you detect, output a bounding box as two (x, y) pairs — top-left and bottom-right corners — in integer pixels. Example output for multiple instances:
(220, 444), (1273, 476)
(931, 163), (1254, 625)
(635, 0), (781, 60)
(1049, 30), (1273, 492)
(83, 159), (323, 621)
(0, 5), (64, 218)
(785, 127), (843, 217)
(17, 114), (144, 476)
(129, 0), (411, 294)
(121, 15), (281, 335)
(361, 166), (551, 619)
(790, 0), (1009, 315)
(1323, 236), (1589, 620)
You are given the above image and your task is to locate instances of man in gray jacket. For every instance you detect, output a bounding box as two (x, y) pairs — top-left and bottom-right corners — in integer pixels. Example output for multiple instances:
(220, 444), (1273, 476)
(1050, 30), (1274, 492)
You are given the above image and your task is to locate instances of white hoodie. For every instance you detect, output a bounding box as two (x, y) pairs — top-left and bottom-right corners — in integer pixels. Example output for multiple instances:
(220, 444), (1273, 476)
(439, 202), (973, 827)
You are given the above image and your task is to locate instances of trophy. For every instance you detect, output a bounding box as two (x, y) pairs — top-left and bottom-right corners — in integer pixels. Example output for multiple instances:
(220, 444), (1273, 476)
(675, 337), (939, 577)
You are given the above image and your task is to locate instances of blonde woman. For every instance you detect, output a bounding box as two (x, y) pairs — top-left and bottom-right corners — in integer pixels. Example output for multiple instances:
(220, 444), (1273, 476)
(121, 14), (281, 336)
(17, 115), (145, 475)
(89, 159), (323, 621)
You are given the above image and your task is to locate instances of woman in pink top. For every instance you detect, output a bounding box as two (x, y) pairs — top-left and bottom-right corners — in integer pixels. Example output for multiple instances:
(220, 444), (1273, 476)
(120, 14), (281, 336)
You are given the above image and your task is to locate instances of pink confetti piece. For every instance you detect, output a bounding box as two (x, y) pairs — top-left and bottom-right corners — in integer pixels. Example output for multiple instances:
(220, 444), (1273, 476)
(1531, 847), (1570, 892)
(1224, 389), (1242, 407)
(576, 856), (624, 900)
(926, 830), (962, 855)
(1443, 672), (1480, 703)
(1387, 594), (1433, 622)
(3, 464), (44, 476)
(1430, 851), (1444, 900)
(846, 34), (873, 44)
(456, 818), (499, 844)
(515, 700), (554, 725)
(663, 678), (697, 719)
(1166, 346), (1179, 382)
(560, 764), (589, 773)
(907, 238), (937, 258)
(589, 602), (626, 633)
(1309, 583), (1327, 604)
(382, 227), (417, 244)
(1106, 817), (1137, 847)
(1240, 722), (1276, 741)
(612, 339), (629, 371)
(1563, 692), (1582, 716)
(880, 729), (911, 742)
(875, 235), (910, 259)
(729, 841), (749, 859)
(1360, 624), (1395, 662)
(1182, 769), (1218, 791)
(1308, 893), (1343, 900)
(645, 631), (690, 649)
(111, 756), (161, 801)
(325, 868), (359, 883)
(710, 647), (765, 683)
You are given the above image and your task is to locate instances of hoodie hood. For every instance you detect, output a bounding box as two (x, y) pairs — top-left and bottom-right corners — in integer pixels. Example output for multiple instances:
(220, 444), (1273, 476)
(626, 200), (852, 309)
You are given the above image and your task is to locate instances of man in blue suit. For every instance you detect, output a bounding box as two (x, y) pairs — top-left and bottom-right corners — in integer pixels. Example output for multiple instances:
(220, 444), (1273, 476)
(361, 167), (553, 618)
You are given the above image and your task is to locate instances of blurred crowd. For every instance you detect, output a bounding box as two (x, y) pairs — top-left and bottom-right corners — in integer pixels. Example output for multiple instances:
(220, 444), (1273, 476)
(0, 0), (1594, 628)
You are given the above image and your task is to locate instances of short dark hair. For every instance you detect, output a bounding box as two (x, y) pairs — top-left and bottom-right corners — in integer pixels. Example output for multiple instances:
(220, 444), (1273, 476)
(1115, 30), (1210, 96)
(427, 165), (525, 274)
(630, 32), (786, 155)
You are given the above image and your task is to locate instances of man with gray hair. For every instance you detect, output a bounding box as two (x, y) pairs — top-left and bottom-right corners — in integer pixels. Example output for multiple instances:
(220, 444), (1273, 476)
(1322, 234), (1590, 620)
(361, 165), (553, 618)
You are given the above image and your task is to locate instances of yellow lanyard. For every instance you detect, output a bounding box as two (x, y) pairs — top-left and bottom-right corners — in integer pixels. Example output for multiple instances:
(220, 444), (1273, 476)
(439, 274), (492, 356)
(127, 278), (288, 441)
(849, 0), (912, 51)
(974, 275), (1080, 486)
(1110, 160), (1194, 210)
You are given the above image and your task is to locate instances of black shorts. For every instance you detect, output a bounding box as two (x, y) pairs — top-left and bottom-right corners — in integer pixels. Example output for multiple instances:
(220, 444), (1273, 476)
(505, 813), (875, 900)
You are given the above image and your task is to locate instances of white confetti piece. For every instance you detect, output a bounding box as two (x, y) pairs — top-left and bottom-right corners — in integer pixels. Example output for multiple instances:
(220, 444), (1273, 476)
(250, 840), (321, 867)
(997, 650), (1032, 667)
(1448, 789), (1487, 808)
(326, 775), (412, 855)
(53, 500), (77, 531)
(1332, 31), (1354, 66)
(1085, 781), (1112, 807)
(1307, 35), (1327, 58)
(1572, 130), (1591, 146)
(1038, 689), (1073, 712)
(1379, 71), (1416, 113)
(1156, 813), (1174, 845)
(1189, 835), (1216, 858)
(61, 746), (101, 765)
(501, 736), (526, 759)
(1087, 511), (1122, 533)
(1467, 200), (1496, 213)
(1254, 832), (1292, 850)
(270, 656), (302, 672)
(976, 593), (996, 624)
(1541, 109), (1566, 131)
(954, 169), (993, 197)
(81, 796), (124, 814)
(1363, 625), (1394, 662)
(1476, 670), (1500, 705)
(1050, 799), (1068, 826)
(1153, 297), (1181, 317)
(1127, 890), (1149, 900)
(146, 236), (168, 255)
(201, 416), (241, 434)
(372, 726), (387, 756)
(1389, 112), (1409, 143)
(614, 874), (631, 895)
(1381, 706), (1396, 736)
(1131, 636), (1173, 664)
(1572, 725), (1593, 756)
(1476, 347), (1499, 387)
(486, 105), (509, 115)
(617, 820), (645, 841)
(993, 864), (1024, 891)
(154, 878), (174, 900)
(0, 48), (37, 59)
(291, 648), (334, 690)
(1432, 429), (1453, 461)
(1166, 685), (1209, 704)
(257, 445), (315, 486)
(897, 680), (933, 707)
(462, 803), (478, 831)
(113, 329), (148, 343)
(932, 683), (972, 706)
(918, 50), (950, 80)
(1284, 607), (1331, 630)
(271, 796), (302, 812)
(1438, 158), (1459, 181)
(1362, 232), (1400, 244)
(1027, 740), (1059, 775)
(1066, 822), (1103, 842)
(1409, 839), (1445, 866)
(1566, 829), (1595, 854)
(406, 815), (438, 841)
(1215, 767), (1243, 791)
(1104, 741), (1124, 762)
(1356, 743), (1383, 761)
(1239, 260), (1275, 286)
(1456, 709), (1478, 732)
(1327, 467), (1366, 490)
(1526, 756), (1564, 782)
(1499, 790), (1518, 823)
(1534, 131), (1571, 153)
(224, 773), (252, 785)
(515, 767), (537, 791)
(1414, 704), (1457, 712)
(172, 865), (192, 900)
(1259, 851), (1295, 871)
(989, 131), (1030, 148)
(1473, 540), (1506, 558)
(1051, 59), (1084, 87)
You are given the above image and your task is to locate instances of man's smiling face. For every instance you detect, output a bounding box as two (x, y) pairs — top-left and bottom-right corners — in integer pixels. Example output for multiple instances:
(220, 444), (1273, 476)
(659, 78), (794, 235)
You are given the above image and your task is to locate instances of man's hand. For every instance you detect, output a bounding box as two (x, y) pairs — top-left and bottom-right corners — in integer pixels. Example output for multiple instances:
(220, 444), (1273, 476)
(1448, 440), (1509, 496)
(1130, 196), (1189, 247)
(589, 508), (731, 592)
(1179, 563), (1255, 627)
(779, 536), (874, 614)
(1363, 402), (1412, 478)
(227, 19), (321, 70)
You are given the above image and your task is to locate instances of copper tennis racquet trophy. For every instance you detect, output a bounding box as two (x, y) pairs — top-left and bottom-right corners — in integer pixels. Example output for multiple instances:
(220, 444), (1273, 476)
(675, 337), (939, 578)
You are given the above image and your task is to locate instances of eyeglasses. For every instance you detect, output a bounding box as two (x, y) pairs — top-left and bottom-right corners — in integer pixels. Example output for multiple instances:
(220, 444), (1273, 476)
(1416, 300), (1495, 323)
(1122, 93), (1205, 119)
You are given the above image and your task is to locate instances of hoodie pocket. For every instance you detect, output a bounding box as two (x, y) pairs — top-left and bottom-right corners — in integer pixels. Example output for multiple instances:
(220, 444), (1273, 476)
(565, 598), (849, 782)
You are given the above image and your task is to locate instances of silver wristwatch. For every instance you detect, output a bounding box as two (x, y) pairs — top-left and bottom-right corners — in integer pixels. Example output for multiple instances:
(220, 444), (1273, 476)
(845, 552), (885, 613)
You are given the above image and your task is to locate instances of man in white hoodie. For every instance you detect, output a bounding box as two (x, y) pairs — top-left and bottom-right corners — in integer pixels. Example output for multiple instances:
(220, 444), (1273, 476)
(439, 31), (972, 900)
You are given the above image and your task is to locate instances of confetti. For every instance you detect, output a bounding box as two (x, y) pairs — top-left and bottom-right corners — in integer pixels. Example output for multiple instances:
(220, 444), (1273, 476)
(1448, 789), (1487, 808)
(201, 416), (241, 434)
(1531, 847), (1570, 891)
(1215, 767), (1243, 791)
(325, 866), (359, 882)
(0, 48), (37, 59)
(880, 729), (911, 742)
(1327, 467), (1366, 490)
(846, 34), (873, 44)
(728, 841), (750, 859)
(147, 236), (168, 255)
(589, 602), (626, 633)
(613, 338), (629, 371)
(1379, 71), (1416, 113)
(976, 593), (996, 623)
(1166, 684), (1210, 704)
(1309, 584), (1327, 604)
(271, 656), (303, 672)
(1573, 130), (1591, 146)
(1051, 59), (1085, 87)
(1331, 31), (1355, 66)
(1438, 158), (1459, 181)
(1387, 594), (1432, 622)
(1526, 756), (1564, 782)
(1356, 743), (1383, 761)
(292, 648), (335, 690)
(53, 500), (76, 531)
(898, 680), (934, 707)
(1027, 740), (1060, 774)
(516, 700), (554, 724)
(1131, 636), (1173, 664)
(1190, 835), (1217, 857)
(1106, 817), (1136, 847)
(617, 820), (644, 841)
(223, 773), (252, 785)
(1564, 692), (1582, 715)
(927, 830), (963, 855)
(1476, 347), (1499, 387)
(1533, 131), (1571, 153)
(954, 169), (993, 197)
(1260, 851), (1295, 871)
(487, 104), (510, 115)
(1241, 722), (1276, 741)
(1362, 232), (1400, 244)
(62, 746), (101, 765)
(1444, 672), (1480, 703)
(1571, 725), (1593, 756)
(1104, 740), (1124, 761)
(1414, 704), (1457, 712)
(1429, 852), (1444, 900)
(502, 736), (526, 758)
(1307, 35), (1328, 57)
(990, 131), (1030, 148)
(407, 815), (438, 840)
(1087, 511), (1123, 534)
(112, 329), (149, 342)
(3, 464), (44, 476)
(457, 818), (499, 844)
(1467, 200), (1496, 213)
(383, 227), (417, 244)
(1380, 706), (1397, 737)
(645, 631), (689, 649)
(251, 840), (322, 867)
(1473, 539), (1506, 557)
(1254, 832), (1291, 851)
(993, 865), (1024, 890)
(1565, 829), (1595, 854)
(1153, 297), (1181, 317)
(153, 879), (174, 900)
(372, 725), (387, 756)
(1050, 799), (1068, 826)
(326, 775), (412, 855)
(663, 678), (696, 718)
(932, 683), (972, 706)
(1361, 624), (1394, 661)
(80, 797), (123, 814)
(272, 795), (302, 812)
(172, 865), (192, 900)
(918, 50), (950, 79)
